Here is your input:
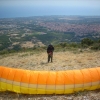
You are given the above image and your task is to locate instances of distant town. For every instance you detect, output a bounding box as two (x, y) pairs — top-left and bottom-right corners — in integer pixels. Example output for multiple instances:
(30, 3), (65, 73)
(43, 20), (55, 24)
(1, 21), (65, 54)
(0, 16), (100, 51)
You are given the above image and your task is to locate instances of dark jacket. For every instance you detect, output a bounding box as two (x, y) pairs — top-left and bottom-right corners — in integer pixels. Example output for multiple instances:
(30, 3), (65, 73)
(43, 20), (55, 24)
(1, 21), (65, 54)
(47, 45), (54, 53)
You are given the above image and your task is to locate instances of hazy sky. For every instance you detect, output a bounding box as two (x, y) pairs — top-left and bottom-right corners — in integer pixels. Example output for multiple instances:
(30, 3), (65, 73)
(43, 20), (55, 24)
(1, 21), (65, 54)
(0, 0), (100, 18)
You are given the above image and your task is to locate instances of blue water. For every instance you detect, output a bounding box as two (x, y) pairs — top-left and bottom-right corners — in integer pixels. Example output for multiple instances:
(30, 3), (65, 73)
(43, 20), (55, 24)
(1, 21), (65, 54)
(0, 6), (99, 18)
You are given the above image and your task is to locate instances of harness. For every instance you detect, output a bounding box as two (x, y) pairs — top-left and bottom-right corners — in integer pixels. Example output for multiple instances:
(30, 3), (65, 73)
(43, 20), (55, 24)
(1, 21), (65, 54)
(48, 52), (53, 56)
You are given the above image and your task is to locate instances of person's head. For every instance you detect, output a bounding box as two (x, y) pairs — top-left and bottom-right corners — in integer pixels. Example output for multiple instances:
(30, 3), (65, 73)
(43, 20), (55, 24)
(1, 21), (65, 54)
(50, 43), (53, 46)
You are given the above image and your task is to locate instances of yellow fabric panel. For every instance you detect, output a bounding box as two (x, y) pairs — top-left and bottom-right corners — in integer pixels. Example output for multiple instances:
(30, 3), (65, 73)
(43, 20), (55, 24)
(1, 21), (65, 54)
(64, 89), (74, 94)
(89, 85), (99, 90)
(28, 88), (37, 94)
(12, 85), (21, 93)
(20, 87), (29, 94)
(74, 87), (83, 92)
(45, 90), (56, 94)
(7, 83), (13, 91)
(0, 82), (7, 91)
(37, 89), (47, 94)
(53, 90), (64, 94)
(97, 84), (100, 89)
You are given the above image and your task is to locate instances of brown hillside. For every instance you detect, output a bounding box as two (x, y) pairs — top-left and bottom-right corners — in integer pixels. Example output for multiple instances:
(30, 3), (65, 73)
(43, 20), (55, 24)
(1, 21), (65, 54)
(0, 51), (100, 71)
(0, 50), (100, 100)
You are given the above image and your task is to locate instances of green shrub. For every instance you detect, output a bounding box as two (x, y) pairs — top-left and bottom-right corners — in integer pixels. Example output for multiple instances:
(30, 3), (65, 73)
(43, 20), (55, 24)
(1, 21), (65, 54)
(91, 43), (100, 50)
(81, 38), (94, 47)
(59, 42), (68, 48)
(13, 44), (21, 51)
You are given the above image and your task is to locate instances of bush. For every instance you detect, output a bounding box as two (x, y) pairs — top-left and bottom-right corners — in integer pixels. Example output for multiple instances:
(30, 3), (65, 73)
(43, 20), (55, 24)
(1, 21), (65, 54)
(69, 43), (80, 48)
(13, 44), (21, 51)
(91, 43), (100, 50)
(81, 38), (94, 48)
(59, 42), (68, 48)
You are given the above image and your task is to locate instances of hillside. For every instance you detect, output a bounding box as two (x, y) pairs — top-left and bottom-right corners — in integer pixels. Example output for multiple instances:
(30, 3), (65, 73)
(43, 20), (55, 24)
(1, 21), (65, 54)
(0, 50), (100, 71)
(0, 50), (100, 99)
(0, 16), (100, 51)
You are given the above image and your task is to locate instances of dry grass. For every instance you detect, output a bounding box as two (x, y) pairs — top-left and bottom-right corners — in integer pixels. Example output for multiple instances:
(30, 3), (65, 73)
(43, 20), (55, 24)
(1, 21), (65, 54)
(0, 50), (100, 71)
(0, 50), (100, 99)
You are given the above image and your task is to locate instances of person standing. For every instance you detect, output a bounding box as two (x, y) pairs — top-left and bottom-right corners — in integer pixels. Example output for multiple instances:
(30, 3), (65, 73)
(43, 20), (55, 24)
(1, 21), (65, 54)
(47, 44), (54, 63)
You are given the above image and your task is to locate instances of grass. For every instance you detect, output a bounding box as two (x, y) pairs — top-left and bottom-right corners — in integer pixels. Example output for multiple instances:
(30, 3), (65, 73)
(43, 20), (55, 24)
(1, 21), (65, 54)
(0, 49), (100, 99)
(0, 48), (100, 71)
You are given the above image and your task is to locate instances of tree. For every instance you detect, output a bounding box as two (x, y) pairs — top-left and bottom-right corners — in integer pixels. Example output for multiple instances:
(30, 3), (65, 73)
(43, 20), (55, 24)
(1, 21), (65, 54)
(13, 44), (21, 51)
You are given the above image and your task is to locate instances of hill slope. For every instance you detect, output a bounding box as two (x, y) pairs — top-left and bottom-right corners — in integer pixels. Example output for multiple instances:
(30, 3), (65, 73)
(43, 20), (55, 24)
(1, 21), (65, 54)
(0, 50), (100, 99)
(0, 50), (100, 70)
